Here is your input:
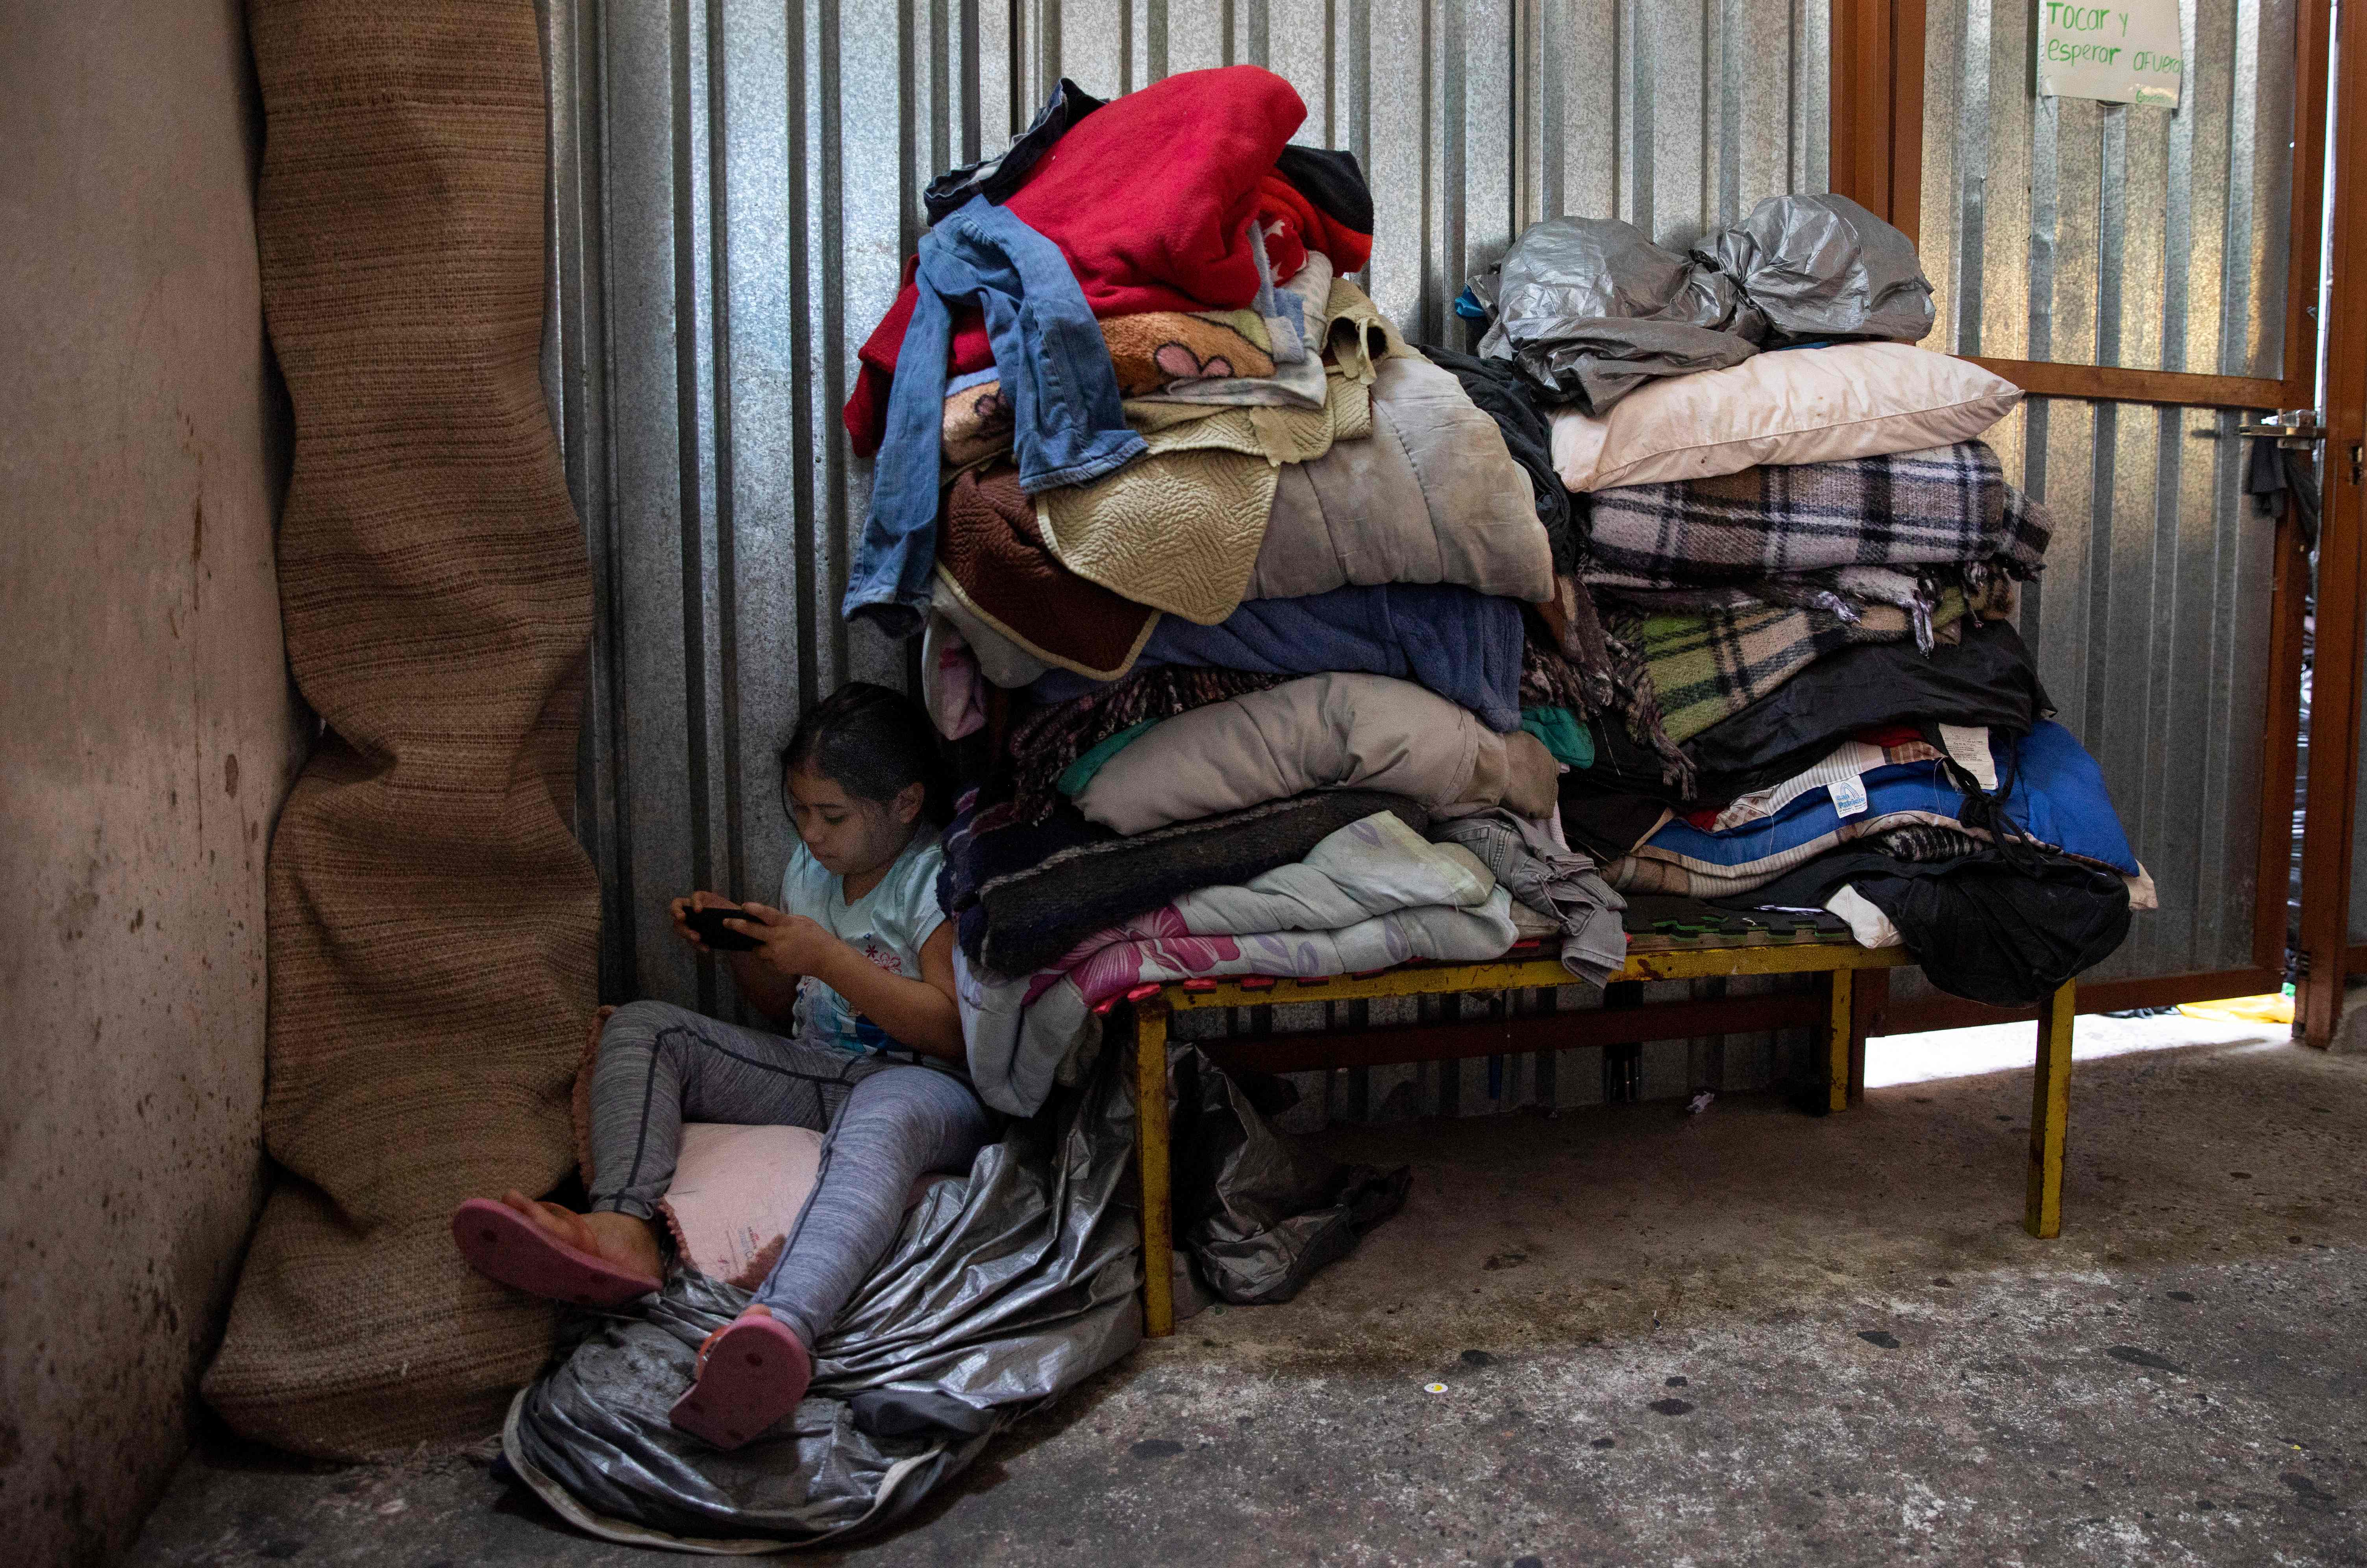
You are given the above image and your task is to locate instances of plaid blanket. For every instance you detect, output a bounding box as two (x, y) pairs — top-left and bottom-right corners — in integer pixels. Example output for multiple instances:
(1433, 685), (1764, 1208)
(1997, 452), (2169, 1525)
(1582, 442), (2051, 593)
(1627, 588), (1975, 746)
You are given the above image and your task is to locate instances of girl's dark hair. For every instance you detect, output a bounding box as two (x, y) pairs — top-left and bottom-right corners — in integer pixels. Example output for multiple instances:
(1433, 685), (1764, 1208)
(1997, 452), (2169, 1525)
(780, 682), (955, 826)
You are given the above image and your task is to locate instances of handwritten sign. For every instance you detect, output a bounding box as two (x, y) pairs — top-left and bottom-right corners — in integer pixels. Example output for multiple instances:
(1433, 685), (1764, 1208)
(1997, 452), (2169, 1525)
(2036, 0), (2184, 109)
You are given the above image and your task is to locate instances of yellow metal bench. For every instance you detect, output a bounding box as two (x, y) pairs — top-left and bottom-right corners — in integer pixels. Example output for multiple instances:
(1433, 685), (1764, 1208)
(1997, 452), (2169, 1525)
(1129, 944), (2076, 1337)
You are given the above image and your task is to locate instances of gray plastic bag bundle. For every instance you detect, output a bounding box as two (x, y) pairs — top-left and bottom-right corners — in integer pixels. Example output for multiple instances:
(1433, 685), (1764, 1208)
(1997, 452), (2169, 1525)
(1474, 216), (1761, 412)
(500, 1039), (1144, 1552)
(1171, 1048), (1410, 1305)
(1472, 193), (1932, 412)
(1697, 193), (1935, 346)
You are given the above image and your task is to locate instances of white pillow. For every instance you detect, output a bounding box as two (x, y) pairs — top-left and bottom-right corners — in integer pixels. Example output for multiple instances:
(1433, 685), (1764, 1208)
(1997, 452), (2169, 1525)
(1552, 342), (2022, 492)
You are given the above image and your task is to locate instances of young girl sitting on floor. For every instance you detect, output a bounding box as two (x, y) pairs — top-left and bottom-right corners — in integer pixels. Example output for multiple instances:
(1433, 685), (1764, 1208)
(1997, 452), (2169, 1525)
(451, 682), (991, 1450)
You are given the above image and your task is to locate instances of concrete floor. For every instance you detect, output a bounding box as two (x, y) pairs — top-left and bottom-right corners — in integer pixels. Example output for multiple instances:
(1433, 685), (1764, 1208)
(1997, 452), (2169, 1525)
(131, 1023), (2366, 1566)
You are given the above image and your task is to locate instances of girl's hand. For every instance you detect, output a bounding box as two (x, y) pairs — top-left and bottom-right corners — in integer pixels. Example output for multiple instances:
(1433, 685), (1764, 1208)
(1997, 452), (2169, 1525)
(722, 902), (841, 979)
(669, 890), (739, 950)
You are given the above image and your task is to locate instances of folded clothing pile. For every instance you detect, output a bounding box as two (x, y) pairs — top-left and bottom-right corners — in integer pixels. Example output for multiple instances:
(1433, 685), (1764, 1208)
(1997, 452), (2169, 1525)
(1451, 200), (2146, 1008)
(840, 67), (1629, 1116)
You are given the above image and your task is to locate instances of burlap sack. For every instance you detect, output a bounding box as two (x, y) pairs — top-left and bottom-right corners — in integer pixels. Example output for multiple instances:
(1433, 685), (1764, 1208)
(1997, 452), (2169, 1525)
(202, 0), (600, 1457)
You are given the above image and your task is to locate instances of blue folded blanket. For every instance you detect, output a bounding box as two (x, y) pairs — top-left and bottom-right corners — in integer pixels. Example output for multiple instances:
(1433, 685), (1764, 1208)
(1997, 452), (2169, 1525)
(1026, 582), (1527, 733)
(1617, 721), (2138, 897)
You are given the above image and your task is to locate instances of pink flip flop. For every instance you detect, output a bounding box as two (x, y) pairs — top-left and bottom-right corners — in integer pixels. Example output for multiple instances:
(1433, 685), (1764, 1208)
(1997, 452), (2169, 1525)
(449, 1198), (659, 1308)
(669, 1314), (812, 1450)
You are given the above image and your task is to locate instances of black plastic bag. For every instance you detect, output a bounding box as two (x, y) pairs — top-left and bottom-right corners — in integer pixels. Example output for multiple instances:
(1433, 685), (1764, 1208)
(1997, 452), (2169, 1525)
(1171, 1049), (1410, 1305)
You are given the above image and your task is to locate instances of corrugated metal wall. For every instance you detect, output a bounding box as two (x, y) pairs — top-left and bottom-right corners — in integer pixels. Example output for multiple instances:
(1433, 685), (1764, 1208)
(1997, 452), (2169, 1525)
(1910, 0), (2295, 994)
(540, 0), (2293, 1119)
(542, 0), (1836, 1118)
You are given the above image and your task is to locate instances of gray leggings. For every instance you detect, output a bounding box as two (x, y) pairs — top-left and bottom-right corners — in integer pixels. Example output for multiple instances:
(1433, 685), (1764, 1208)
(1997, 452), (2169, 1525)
(586, 1000), (994, 1350)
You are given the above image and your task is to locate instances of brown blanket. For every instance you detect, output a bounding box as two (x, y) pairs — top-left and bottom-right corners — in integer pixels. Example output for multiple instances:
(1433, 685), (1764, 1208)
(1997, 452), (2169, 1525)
(934, 465), (1160, 679)
(202, 0), (600, 1458)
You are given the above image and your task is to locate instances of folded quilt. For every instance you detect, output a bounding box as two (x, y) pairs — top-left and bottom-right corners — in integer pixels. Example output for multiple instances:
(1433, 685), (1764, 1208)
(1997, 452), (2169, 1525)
(1606, 720), (2139, 899)
(1024, 582), (1527, 731)
(1582, 442), (2049, 598)
(943, 786), (1432, 977)
(1246, 354), (1553, 606)
(1036, 350), (1375, 624)
(1682, 726), (1996, 832)
(1075, 671), (1558, 836)
(959, 811), (1521, 1114)
(1627, 587), (1974, 746)
(1005, 664), (1294, 824)
(1418, 342), (1580, 574)
(934, 466), (1159, 680)
(1171, 809), (1497, 930)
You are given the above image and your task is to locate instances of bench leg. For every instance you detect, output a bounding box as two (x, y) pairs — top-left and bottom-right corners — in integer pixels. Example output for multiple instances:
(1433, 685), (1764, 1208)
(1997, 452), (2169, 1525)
(1825, 967), (1854, 1113)
(1849, 967), (1885, 1105)
(2025, 979), (2076, 1238)
(1134, 1001), (1175, 1337)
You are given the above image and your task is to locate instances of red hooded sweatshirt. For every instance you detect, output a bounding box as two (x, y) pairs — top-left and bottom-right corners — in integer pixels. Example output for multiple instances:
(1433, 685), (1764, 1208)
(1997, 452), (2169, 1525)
(845, 66), (1349, 455)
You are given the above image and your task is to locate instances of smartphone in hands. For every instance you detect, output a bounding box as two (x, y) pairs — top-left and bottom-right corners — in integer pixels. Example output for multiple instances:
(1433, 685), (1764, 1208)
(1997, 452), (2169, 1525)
(685, 905), (764, 952)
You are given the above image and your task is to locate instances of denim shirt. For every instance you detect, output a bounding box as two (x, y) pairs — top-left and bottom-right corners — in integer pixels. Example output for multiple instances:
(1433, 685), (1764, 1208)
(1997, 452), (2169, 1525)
(844, 197), (1144, 636)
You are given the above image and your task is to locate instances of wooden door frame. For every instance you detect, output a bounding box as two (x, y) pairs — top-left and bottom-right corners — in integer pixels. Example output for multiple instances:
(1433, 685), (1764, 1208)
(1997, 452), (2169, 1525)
(2297, 0), (2367, 1045)
(1826, 0), (2328, 1037)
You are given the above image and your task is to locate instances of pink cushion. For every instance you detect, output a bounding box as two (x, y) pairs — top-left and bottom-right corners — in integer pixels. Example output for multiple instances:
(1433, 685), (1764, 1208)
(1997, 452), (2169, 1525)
(659, 1124), (827, 1290)
(652, 1124), (954, 1291)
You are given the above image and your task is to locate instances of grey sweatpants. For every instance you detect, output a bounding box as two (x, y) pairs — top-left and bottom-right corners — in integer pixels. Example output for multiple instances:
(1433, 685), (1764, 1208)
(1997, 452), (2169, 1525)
(586, 1000), (993, 1350)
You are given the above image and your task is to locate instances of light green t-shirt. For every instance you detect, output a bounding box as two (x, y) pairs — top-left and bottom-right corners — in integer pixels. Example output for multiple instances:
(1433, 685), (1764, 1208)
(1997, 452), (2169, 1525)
(778, 830), (948, 1061)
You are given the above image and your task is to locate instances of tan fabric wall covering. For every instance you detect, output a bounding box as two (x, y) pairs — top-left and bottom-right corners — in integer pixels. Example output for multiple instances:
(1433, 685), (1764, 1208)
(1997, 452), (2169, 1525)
(203, 0), (601, 1457)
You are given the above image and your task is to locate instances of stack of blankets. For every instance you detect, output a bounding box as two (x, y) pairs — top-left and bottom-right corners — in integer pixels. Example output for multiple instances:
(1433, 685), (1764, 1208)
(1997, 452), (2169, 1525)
(1474, 198), (2149, 1013)
(848, 65), (1627, 1114)
(848, 70), (2142, 1116)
